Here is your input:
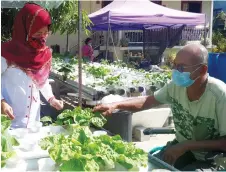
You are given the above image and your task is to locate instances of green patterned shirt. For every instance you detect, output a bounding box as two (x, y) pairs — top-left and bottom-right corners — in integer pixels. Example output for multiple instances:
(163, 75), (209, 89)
(154, 76), (226, 160)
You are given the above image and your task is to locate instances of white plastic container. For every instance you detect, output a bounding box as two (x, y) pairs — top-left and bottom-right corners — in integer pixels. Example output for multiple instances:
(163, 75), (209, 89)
(2, 159), (27, 172)
(28, 121), (43, 133)
(93, 130), (107, 137)
(11, 128), (29, 139)
(38, 158), (56, 171)
(5, 156), (20, 168)
(40, 126), (68, 137)
(19, 140), (36, 152)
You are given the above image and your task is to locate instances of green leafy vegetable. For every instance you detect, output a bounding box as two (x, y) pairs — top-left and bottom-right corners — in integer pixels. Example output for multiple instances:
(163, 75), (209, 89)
(86, 66), (110, 78)
(40, 116), (53, 126)
(1, 115), (19, 168)
(40, 126), (147, 171)
(41, 107), (107, 128)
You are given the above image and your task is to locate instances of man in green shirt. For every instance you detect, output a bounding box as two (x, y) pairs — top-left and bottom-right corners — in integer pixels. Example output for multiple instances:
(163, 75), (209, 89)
(94, 43), (226, 170)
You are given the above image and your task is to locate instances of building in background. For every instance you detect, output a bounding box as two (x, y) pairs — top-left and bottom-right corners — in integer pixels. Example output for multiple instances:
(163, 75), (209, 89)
(47, 0), (213, 54)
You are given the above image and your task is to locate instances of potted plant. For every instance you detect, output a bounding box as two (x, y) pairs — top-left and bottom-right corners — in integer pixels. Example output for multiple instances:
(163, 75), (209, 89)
(120, 37), (129, 47)
(165, 50), (177, 68)
(200, 38), (211, 47)
(58, 64), (73, 81)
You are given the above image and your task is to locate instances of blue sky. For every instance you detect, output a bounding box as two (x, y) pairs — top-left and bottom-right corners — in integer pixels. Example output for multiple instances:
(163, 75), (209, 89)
(214, 0), (226, 11)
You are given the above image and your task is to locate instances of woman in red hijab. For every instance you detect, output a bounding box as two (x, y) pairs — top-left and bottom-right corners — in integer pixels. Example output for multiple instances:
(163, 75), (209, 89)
(1, 3), (63, 128)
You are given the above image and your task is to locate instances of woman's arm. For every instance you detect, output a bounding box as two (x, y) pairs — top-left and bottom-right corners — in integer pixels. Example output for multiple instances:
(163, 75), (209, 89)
(1, 57), (15, 119)
(1, 57), (8, 100)
(40, 79), (64, 110)
(40, 79), (55, 102)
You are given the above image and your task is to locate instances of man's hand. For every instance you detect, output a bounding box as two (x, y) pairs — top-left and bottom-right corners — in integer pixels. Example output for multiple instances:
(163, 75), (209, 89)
(50, 98), (64, 110)
(93, 103), (117, 116)
(1, 100), (15, 120)
(162, 142), (188, 165)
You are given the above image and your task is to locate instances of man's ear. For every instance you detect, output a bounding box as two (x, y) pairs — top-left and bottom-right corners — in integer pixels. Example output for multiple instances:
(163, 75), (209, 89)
(201, 65), (208, 75)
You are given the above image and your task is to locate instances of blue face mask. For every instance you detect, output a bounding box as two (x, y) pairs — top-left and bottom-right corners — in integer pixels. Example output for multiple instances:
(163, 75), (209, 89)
(172, 67), (200, 87)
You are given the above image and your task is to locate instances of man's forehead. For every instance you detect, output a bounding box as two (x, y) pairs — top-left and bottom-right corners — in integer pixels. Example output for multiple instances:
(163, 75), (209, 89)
(175, 45), (202, 65)
(175, 50), (194, 65)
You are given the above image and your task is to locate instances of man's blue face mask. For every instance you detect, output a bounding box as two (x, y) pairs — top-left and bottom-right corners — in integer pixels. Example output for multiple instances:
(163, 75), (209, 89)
(172, 64), (202, 87)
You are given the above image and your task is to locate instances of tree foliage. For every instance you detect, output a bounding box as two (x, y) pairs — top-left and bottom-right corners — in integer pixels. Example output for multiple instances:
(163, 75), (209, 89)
(1, 8), (19, 42)
(214, 11), (226, 30)
(48, 0), (92, 36)
(1, 1), (92, 42)
(212, 11), (226, 53)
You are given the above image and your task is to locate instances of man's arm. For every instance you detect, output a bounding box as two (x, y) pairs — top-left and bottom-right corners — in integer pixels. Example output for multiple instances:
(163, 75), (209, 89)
(116, 95), (161, 112)
(162, 138), (226, 165)
(183, 138), (226, 152)
(94, 95), (162, 115)
(94, 83), (171, 115)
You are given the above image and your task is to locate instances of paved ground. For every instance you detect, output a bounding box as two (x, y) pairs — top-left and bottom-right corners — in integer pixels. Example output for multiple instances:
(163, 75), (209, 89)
(133, 134), (175, 152)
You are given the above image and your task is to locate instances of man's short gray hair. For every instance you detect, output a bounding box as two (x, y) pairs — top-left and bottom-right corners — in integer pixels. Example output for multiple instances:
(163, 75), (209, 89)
(197, 44), (208, 64)
(181, 43), (209, 64)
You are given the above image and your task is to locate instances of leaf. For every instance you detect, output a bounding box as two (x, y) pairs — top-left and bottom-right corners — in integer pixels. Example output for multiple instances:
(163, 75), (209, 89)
(84, 159), (100, 172)
(1, 151), (16, 168)
(1, 135), (8, 152)
(1, 115), (19, 167)
(40, 116), (53, 123)
(1, 115), (11, 133)
(10, 137), (19, 147)
(77, 129), (90, 145)
(90, 117), (106, 128)
(59, 159), (84, 171)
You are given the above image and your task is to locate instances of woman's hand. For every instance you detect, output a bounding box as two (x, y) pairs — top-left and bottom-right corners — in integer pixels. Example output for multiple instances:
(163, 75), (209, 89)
(93, 103), (118, 116)
(1, 100), (15, 120)
(50, 98), (64, 110)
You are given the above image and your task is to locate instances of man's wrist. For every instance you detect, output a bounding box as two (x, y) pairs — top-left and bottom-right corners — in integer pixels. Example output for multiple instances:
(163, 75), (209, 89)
(113, 103), (120, 110)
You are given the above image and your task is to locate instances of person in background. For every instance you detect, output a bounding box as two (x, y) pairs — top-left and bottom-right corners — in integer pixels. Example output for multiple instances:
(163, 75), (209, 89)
(94, 43), (226, 171)
(1, 3), (64, 128)
(82, 37), (94, 62)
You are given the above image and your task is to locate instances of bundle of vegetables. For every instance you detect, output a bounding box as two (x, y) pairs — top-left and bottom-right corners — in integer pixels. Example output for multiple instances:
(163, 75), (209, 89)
(41, 107), (107, 128)
(1, 115), (19, 168)
(39, 125), (148, 171)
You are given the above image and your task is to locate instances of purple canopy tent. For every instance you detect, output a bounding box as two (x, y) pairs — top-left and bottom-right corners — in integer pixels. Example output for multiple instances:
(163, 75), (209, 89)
(88, 0), (206, 31)
(88, 0), (207, 61)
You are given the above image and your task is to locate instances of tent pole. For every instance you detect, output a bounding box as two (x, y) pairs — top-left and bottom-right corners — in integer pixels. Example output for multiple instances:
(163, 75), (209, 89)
(105, 23), (110, 60)
(78, 0), (82, 107)
(203, 14), (207, 47)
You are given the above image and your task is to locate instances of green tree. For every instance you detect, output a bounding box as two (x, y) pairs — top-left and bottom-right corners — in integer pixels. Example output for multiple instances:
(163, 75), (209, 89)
(47, 0), (92, 53)
(214, 11), (226, 30)
(1, 8), (19, 42)
(1, 0), (92, 49)
(212, 11), (226, 53)
(48, 0), (91, 35)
